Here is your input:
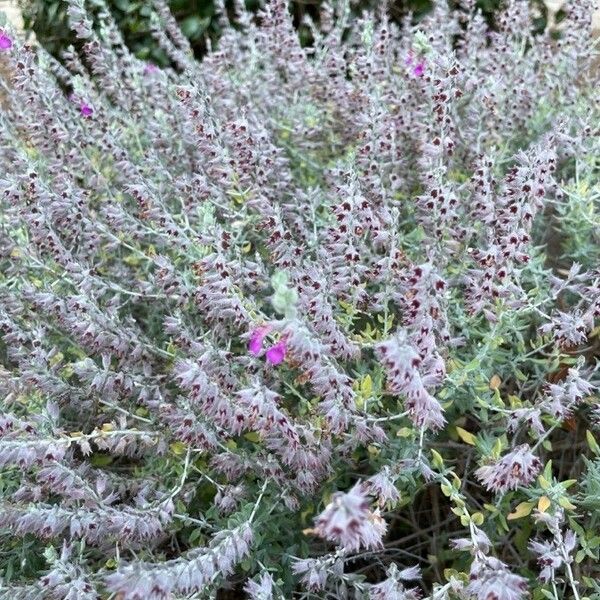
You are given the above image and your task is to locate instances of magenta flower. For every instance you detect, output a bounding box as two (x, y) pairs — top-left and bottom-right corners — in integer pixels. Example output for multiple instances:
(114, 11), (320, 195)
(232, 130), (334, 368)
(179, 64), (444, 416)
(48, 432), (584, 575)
(0, 33), (12, 51)
(248, 325), (272, 356)
(413, 61), (426, 77)
(265, 341), (286, 366)
(80, 103), (94, 117)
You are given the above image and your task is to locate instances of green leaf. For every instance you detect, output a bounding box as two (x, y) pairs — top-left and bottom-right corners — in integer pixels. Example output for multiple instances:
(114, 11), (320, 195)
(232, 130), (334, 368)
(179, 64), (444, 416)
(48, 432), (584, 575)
(114, 0), (135, 13)
(90, 453), (113, 467)
(431, 449), (444, 469)
(586, 430), (600, 456)
(558, 497), (576, 511)
(472, 512), (484, 526)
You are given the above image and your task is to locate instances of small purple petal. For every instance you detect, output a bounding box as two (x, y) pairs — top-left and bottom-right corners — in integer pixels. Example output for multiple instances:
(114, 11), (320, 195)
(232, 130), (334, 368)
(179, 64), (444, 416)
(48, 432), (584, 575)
(144, 63), (159, 75)
(0, 34), (13, 51)
(265, 341), (286, 366)
(248, 325), (271, 356)
(80, 103), (94, 117)
(413, 61), (425, 77)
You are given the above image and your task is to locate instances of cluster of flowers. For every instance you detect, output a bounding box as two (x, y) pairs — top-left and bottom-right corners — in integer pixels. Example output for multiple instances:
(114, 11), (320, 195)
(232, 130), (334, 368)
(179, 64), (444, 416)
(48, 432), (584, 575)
(0, 0), (599, 598)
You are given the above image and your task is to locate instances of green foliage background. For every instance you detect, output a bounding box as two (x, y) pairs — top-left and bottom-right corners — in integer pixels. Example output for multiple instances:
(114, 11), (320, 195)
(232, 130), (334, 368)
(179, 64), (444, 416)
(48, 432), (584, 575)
(18, 0), (505, 65)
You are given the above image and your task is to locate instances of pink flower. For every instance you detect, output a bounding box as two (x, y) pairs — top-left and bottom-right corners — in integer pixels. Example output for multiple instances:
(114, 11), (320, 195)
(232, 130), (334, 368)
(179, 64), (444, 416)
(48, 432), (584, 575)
(413, 61), (426, 77)
(80, 103), (94, 117)
(314, 483), (386, 551)
(475, 444), (541, 494)
(467, 557), (528, 600)
(248, 325), (272, 356)
(0, 33), (12, 51)
(265, 341), (286, 366)
(144, 63), (159, 76)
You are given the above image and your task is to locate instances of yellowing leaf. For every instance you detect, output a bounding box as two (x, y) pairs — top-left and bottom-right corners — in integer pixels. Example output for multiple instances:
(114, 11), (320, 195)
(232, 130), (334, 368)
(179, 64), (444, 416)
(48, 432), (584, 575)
(538, 474), (551, 490)
(101, 423), (114, 432)
(492, 437), (504, 458)
(507, 501), (535, 520)
(430, 449), (444, 469)
(441, 484), (453, 497)
(360, 375), (373, 397)
(170, 441), (188, 455)
(489, 374), (501, 391)
(455, 426), (477, 446)
(472, 512), (485, 526)
(586, 430), (600, 456)
(538, 496), (551, 513)
(451, 473), (462, 489)
(396, 427), (412, 438)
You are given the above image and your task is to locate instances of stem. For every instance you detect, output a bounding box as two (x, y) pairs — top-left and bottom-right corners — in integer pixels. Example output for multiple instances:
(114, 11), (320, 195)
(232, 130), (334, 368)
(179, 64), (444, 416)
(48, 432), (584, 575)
(551, 573), (560, 600)
(249, 479), (269, 524)
(417, 426), (426, 463)
(564, 560), (580, 600)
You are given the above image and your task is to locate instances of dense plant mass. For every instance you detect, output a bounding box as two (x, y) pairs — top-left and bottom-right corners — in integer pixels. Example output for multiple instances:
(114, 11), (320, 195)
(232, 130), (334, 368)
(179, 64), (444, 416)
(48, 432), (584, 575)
(17, 0), (486, 65)
(0, 0), (599, 598)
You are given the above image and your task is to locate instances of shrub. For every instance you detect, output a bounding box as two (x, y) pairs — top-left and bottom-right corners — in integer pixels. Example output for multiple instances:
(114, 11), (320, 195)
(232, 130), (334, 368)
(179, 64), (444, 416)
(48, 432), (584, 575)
(16, 0), (499, 65)
(0, 0), (599, 598)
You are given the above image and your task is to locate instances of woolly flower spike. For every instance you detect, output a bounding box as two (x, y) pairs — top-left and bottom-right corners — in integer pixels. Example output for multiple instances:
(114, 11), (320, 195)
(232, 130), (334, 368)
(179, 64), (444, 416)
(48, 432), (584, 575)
(106, 524), (253, 599)
(0, 32), (12, 50)
(368, 563), (422, 600)
(314, 483), (386, 551)
(80, 103), (94, 117)
(248, 325), (272, 356)
(292, 557), (341, 591)
(529, 535), (575, 583)
(541, 310), (588, 348)
(475, 444), (541, 494)
(451, 526), (492, 554)
(376, 333), (445, 431)
(265, 340), (286, 366)
(541, 359), (595, 419)
(467, 557), (528, 600)
(363, 467), (400, 508)
(244, 572), (276, 600)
